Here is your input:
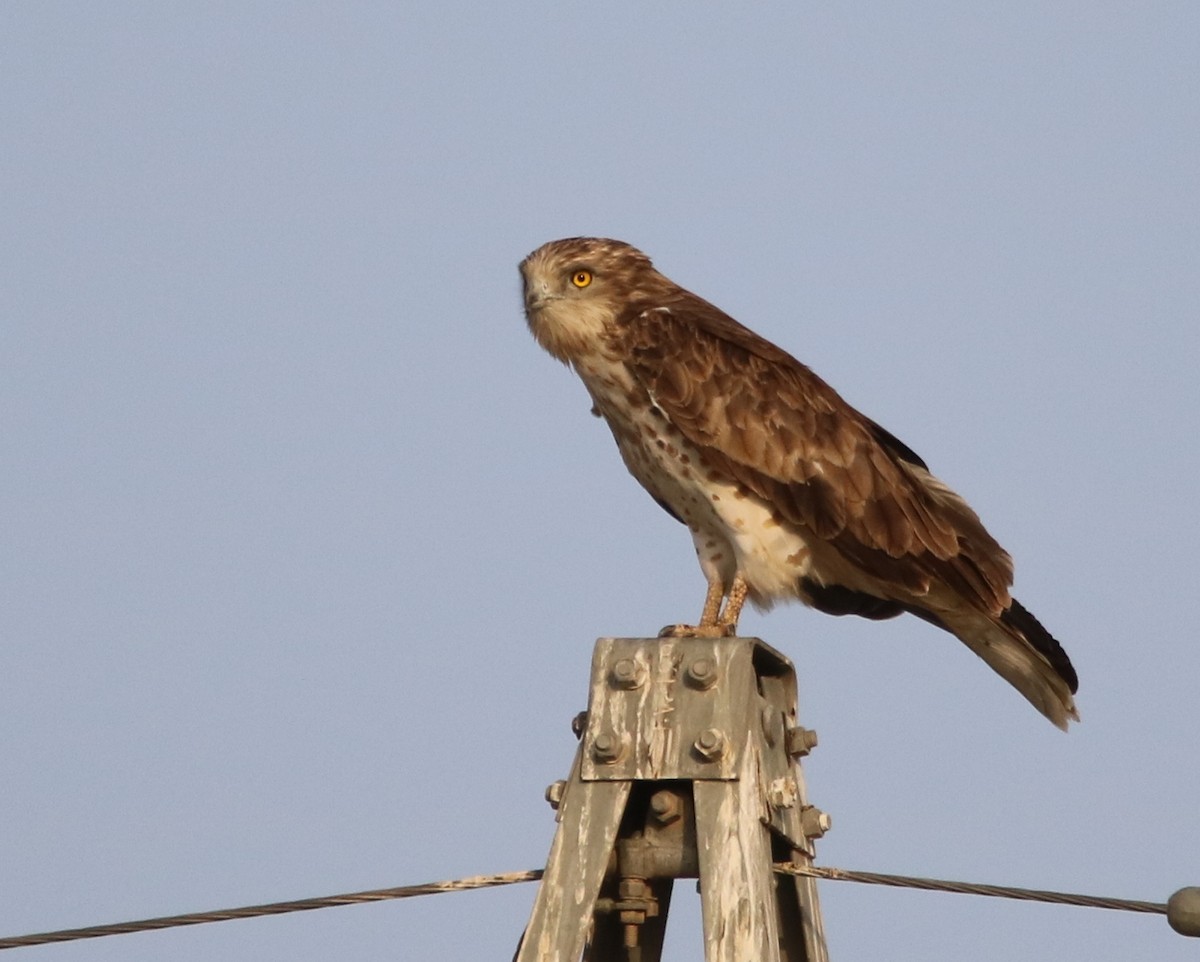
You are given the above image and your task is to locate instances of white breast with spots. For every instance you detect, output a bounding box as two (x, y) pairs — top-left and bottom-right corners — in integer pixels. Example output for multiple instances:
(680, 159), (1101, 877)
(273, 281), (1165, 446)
(572, 352), (816, 607)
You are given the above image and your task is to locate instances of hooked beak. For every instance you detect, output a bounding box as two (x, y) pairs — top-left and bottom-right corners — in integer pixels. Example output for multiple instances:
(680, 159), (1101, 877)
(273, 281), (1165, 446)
(523, 277), (556, 313)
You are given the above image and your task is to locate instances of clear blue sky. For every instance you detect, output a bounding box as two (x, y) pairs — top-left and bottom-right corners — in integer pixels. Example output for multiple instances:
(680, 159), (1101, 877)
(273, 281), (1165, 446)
(3, 4), (1198, 959)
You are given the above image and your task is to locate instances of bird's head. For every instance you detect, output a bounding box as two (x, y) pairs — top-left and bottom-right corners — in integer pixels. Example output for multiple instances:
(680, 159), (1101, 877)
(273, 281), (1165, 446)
(520, 237), (660, 364)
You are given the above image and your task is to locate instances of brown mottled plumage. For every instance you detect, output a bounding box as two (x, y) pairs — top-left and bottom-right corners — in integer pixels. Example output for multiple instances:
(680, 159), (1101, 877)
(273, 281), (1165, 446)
(519, 237), (1079, 729)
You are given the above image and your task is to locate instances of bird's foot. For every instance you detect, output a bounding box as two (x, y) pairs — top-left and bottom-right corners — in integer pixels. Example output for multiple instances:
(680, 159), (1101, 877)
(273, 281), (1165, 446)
(657, 622), (736, 639)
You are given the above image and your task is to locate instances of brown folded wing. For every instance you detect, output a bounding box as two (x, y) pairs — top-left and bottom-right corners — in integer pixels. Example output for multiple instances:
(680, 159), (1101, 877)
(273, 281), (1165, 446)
(615, 292), (1013, 615)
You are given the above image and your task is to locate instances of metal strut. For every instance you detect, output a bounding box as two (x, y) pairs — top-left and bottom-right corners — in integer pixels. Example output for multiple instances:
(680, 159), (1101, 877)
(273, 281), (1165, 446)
(516, 636), (830, 962)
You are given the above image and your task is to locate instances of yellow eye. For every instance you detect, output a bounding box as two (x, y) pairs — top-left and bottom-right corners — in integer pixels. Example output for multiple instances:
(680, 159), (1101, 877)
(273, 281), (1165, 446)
(571, 269), (593, 288)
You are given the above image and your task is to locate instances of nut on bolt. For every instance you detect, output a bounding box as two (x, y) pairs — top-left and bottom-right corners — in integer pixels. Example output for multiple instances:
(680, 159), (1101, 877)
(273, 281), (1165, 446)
(800, 805), (832, 838)
(592, 731), (626, 764)
(686, 657), (718, 689)
(693, 727), (728, 762)
(544, 779), (567, 810)
(649, 790), (682, 825)
(611, 657), (645, 689)
(786, 726), (819, 758)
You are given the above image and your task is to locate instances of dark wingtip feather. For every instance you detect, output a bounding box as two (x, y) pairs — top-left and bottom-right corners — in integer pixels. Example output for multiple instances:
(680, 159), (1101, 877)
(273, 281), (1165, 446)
(1001, 599), (1078, 694)
(866, 418), (929, 470)
(799, 578), (906, 621)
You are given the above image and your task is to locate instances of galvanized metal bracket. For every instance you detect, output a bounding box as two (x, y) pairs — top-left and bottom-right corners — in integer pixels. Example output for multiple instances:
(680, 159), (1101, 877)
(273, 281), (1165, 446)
(517, 636), (830, 962)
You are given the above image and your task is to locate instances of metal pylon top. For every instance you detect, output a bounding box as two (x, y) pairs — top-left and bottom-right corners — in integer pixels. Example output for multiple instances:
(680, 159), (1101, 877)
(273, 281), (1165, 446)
(516, 635), (830, 962)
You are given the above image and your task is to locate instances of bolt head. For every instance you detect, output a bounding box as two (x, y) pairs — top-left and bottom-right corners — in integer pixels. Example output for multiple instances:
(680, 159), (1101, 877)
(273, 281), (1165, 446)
(786, 726), (819, 758)
(686, 657), (718, 689)
(649, 789), (682, 824)
(800, 805), (832, 838)
(592, 731), (625, 763)
(693, 727), (728, 761)
(611, 657), (645, 689)
(544, 780), (567, 809)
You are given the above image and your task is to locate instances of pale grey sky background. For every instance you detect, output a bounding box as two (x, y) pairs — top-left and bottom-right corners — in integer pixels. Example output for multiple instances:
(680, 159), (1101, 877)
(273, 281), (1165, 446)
(3, 3), (1198, 960)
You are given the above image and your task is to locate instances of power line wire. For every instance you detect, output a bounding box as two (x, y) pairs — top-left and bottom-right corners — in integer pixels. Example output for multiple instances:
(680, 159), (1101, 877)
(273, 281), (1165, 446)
(776, 863), (1167, 915)
(0, 871), (544, 951)
(0, 864), (1173, 951)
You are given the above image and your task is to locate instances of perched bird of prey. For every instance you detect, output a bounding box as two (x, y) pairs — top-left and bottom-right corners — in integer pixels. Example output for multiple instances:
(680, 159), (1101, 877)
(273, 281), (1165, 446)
(519, 237), (1079, 729)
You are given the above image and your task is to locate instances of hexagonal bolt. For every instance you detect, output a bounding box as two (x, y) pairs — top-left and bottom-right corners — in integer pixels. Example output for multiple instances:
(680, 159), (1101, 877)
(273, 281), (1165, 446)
(649, 789), (682, 825)
(800, 805), (832, 839)
(686, 657), (719, 690)
(785, 725), (819, 758)
(571, 711), (589, 740)
(592, 731), (626, 764)
(693, 727), (728, 762)
(611, 657), (645, 690)
(544, 779), (567, 810)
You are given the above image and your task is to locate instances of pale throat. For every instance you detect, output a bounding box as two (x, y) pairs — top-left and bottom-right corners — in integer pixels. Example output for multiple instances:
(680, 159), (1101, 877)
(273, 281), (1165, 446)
(526, 295), (621, 366)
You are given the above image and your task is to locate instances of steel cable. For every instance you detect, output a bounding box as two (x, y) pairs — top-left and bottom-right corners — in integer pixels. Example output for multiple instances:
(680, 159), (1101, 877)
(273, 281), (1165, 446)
(0, 863), (1172, 951)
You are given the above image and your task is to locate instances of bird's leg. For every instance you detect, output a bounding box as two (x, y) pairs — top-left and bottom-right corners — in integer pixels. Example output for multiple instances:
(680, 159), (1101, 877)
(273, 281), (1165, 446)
(698, 579), (724, 627)
(717, 574), (748, 634)
(659, 578), (735, 638)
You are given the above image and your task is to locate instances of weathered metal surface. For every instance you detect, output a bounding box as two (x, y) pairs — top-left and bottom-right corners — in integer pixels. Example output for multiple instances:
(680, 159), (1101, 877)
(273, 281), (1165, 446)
(516, 748), (631, 962)
(581, 637), (767, 782)
(694, 737), (783, 960)
(756, 669), (820, 854)
(518, 636), (829, 962)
